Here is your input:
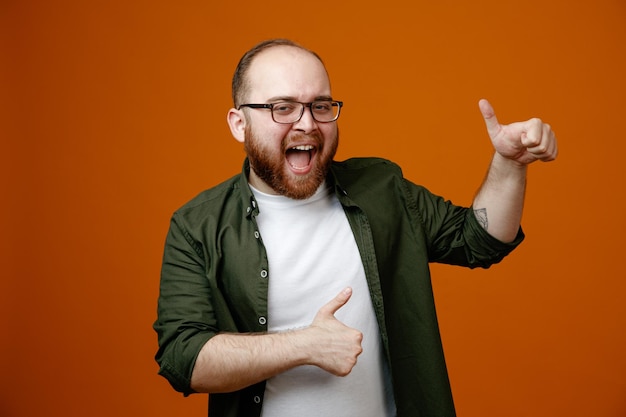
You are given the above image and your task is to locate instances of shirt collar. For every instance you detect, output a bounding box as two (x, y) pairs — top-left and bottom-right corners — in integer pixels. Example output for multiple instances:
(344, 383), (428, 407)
(238, 159), (259, 219)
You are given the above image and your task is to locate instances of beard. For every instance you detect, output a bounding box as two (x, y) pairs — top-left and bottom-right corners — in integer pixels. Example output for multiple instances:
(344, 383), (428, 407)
(244, 125), (338, 200)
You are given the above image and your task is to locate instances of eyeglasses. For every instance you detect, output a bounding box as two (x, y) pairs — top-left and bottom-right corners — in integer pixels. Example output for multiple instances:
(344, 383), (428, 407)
(238, 100), (343, 124)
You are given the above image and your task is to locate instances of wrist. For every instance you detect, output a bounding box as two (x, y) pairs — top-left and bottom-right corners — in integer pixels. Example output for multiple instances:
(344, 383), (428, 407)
(492, 152), (528, 175)
(279, 327), (315, 367)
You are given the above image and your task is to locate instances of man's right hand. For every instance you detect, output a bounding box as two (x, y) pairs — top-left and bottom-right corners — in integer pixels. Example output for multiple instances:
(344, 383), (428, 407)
(302, 287), (363, 376)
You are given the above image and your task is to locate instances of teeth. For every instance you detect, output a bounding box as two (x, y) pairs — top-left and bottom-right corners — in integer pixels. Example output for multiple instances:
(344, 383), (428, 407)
(291, 145), (314, 151)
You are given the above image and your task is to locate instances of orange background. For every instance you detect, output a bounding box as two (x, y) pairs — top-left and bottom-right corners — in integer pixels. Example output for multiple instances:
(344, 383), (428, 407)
(2, 1), (625, 416)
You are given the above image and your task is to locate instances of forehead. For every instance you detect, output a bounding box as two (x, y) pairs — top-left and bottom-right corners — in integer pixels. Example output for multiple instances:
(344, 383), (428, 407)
(246, 46), (331, 101)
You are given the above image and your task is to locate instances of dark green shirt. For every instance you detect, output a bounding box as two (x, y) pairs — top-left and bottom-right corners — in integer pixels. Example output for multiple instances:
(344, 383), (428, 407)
(154, 157), (523, 417)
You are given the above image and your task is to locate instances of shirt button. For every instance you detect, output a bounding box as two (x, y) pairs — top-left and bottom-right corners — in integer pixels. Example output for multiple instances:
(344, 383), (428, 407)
(258, 316), (266, 325)
(246, 207), (251, 214)
(253, 395), (261, 404)
(260, 269), (268, 278)
(254, 231), (260, 239)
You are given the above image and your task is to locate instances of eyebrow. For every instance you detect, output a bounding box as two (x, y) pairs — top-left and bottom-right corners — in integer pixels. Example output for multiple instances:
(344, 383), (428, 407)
(265, 95), (334, 103)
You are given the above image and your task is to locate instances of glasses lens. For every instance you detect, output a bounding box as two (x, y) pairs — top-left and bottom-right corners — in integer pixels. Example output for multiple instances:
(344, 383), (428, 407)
(271, 102), (303, 123)
(311, 101), (340, 122)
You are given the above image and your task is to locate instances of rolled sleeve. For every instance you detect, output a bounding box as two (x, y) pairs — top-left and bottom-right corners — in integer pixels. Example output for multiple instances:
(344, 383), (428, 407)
(461, 207), (525, 268)
(408, 180), (524, 268)
(153, 213), (218, 395)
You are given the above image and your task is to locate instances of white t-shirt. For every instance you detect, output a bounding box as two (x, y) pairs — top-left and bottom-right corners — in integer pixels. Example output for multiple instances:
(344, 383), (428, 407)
(251, 183), (396, 417)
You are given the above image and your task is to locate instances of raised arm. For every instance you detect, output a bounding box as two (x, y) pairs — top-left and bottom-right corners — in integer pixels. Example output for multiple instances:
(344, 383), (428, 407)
(472, 99), (557, 242)
(190, 287), (363, 393)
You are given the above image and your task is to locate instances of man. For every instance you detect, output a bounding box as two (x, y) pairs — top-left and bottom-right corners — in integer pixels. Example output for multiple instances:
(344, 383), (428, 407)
(154, 39), (557, 417)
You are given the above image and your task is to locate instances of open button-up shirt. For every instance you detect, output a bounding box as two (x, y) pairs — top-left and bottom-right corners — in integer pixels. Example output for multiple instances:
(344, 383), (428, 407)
(154, 157), (524, 417)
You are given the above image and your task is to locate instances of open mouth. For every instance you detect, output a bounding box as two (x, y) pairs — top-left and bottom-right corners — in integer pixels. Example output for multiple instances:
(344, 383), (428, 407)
(285, 144), (316, 171)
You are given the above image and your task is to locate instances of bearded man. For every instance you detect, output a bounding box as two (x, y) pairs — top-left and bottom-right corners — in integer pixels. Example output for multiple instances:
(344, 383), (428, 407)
(154, 38), (557, 417)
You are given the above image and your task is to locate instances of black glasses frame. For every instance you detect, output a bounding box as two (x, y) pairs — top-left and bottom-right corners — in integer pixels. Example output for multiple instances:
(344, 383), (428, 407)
(238, 100), (343, 124)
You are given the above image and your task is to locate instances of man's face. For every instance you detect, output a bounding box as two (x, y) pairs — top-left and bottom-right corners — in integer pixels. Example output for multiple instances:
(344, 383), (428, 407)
(240, 46), (339, 199)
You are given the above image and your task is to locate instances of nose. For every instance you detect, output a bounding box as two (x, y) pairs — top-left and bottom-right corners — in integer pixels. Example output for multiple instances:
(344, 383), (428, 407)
(292, 105), (318, 134)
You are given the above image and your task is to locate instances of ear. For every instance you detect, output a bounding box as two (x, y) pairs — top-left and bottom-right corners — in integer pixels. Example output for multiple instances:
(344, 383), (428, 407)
(227, 108), (246, 143)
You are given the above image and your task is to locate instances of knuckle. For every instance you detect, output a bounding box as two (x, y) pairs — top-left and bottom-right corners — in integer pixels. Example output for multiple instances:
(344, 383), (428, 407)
(336, 362), (352, 377)
(354, 330), (363, 342)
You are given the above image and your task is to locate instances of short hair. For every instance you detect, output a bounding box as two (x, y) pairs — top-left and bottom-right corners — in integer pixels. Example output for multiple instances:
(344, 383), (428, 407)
(231, 39), (325, 107)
